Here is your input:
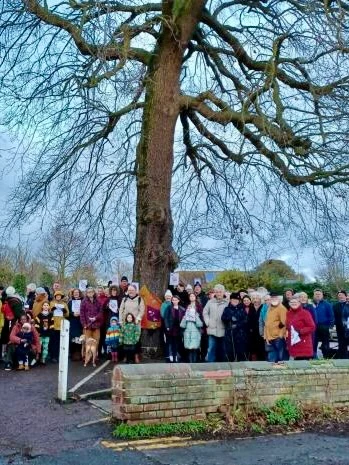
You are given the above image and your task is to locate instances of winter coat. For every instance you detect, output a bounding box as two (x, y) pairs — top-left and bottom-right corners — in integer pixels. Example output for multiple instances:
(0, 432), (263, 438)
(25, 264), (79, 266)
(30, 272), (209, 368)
(34, 312), (54, 337)
(80, 297), (103, 329)
(68, 298), (83, 339)
(119, 295), (145, 325)
(26, 292), (36, 310)
(195, 291), (208, 309)
(221, 304), (248, 360)
(180, 311), (203, 350)
(259, 303), (269, 337)
(286, 306), (315, 358)
(313, 300), (334, 327)
(244, 304), (259, 354)
(50, 300), (69, 331)
(161, 301), (171, 319)
(9, 321), (41, 354)
(105, 297), (119, 326)
(203, 298), (228, 337)
(164, 305), (185, 337)
(105, 324), (121, 348)
(32, 293), (49, 318)
(119, 322), (141, 346)
(264, 303), (287, 342)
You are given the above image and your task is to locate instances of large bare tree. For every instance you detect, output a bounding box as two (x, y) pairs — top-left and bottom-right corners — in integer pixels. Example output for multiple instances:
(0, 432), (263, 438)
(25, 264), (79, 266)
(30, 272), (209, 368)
(1, 1), (349, 294)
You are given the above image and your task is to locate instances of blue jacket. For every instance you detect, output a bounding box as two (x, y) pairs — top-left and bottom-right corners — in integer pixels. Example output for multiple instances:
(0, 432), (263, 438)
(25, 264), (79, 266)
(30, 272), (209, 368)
(314, 300), (334, 327)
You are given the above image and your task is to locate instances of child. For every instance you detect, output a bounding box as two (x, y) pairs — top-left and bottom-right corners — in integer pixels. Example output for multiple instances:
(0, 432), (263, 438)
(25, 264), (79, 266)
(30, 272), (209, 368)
(15, 322), (33, 370)
(180, 296), (203, 363)
(119, 313), (141, 363)
(105, 316), (121, 363)
(50, 291), (69, 362)
(35, 302), (54, 364)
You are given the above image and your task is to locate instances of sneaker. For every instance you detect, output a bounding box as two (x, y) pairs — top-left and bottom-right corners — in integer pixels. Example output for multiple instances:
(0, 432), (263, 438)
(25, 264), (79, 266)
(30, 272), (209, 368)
(4, 363), (12, 371)
(30, 359), (36, 367)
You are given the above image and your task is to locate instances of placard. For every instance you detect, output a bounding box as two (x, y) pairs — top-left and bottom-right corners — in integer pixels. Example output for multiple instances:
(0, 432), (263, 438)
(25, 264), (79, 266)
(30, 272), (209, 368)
(169, 272), (179, 286)
(79, 279), (88, 292)
(71, 300), (81, 315)
(53, 308), (63, 317)
(109, 299), (118, 313)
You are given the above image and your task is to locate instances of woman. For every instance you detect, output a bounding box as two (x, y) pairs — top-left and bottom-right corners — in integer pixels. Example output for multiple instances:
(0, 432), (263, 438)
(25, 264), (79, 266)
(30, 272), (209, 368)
(286, 295), (315, 360)
(80, 287), (103, 351)
(282, 288), (294, 310)
(221, 292), (248, 362)
(4, 313), (41, 371)
(119, 284), (145, 363)
(68, 288), (83, 360)
(242, 295), (259, 360)
(164, 295), (185, 362)
(161, 290), (173, 362)
(251, 293), (266, 360)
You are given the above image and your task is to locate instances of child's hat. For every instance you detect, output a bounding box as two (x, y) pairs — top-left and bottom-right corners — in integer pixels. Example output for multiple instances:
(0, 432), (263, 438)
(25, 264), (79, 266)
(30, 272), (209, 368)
(110, 316), (119, 324)
(22, 322), (31, 331)
(164, 289), (172, 298)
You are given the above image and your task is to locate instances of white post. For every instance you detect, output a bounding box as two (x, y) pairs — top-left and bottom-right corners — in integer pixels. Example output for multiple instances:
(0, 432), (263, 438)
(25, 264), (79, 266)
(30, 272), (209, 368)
(58, 319), (70, 401)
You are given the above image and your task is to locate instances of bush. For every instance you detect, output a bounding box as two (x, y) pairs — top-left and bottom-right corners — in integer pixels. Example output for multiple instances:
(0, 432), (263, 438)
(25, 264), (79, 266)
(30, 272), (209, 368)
(262, 398), (302, 426)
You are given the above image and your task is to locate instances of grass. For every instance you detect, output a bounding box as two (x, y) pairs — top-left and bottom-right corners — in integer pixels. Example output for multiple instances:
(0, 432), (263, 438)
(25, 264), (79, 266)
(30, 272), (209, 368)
(113, 420), (208, 440)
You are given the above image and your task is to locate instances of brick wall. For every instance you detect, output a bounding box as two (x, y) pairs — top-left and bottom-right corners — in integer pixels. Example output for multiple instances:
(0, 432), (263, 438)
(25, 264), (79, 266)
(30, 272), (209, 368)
(112, 360), (349, 424)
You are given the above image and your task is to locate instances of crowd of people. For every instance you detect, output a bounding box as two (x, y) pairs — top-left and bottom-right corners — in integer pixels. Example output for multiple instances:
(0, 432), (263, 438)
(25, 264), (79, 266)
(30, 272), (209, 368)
(1, 276), (349, 371)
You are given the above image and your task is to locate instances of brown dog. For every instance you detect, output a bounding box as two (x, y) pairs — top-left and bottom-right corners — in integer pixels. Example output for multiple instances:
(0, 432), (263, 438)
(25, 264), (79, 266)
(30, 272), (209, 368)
(84, 337), (97, 367)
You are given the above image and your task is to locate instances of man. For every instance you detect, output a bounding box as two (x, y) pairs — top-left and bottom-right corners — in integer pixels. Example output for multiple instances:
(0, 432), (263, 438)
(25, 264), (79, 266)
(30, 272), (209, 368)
(203, 284), (228, 362)
(313, 289), (334, 359)
(117, 276), (129, 307)
(264, 292), (287, 363)
(333, 290), (349, 358)
(194, 282), (208, 308)
(171, 281), (189, 308)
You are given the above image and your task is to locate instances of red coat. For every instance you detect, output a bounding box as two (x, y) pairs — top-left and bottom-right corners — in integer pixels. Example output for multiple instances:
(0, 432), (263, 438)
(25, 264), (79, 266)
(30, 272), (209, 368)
(80, 297), (103, 329)
(9, 322), (41, 354)
(286, 306), (315, 358)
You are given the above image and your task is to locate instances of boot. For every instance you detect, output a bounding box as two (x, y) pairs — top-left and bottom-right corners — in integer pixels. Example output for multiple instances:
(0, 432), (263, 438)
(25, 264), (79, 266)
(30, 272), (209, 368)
(18, 363), (24, 371)
(24, 364), (30, 371)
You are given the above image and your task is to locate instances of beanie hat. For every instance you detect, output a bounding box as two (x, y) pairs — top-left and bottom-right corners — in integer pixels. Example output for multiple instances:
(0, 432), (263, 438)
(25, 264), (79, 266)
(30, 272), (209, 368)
(22, 323), (31, 331)
(164, 289), (173, 298)
(27, 283), (36, 292)
(36, 287), (46, 295)
(194, 281), (202, 288)
(121, 276), (128, 282)
(6, 286), (16, 297)
(110, 316), (119, 324)
(230, 292), (240, 300)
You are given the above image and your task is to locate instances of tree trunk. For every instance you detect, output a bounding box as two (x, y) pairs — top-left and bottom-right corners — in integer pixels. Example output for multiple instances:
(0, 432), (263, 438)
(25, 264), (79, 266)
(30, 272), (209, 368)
(133, 0), (205, 296)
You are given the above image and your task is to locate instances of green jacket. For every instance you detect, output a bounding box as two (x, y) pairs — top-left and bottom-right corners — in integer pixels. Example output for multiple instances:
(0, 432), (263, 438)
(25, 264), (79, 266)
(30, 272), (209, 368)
(120, 322), (141, 346)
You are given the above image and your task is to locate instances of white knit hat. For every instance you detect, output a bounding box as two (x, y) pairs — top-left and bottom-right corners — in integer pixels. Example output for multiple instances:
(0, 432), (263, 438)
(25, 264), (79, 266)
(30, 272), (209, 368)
(164, 289), (173, 298)
(27, 283), (37, 292)
(6, 286), (16, 297)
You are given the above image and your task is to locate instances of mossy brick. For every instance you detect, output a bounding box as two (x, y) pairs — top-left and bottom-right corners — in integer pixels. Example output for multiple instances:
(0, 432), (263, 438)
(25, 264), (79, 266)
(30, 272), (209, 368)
(175, 401), (191, 409)
(138, 411), (158, 420)
(158, 401), (176, 410)
(120, 404), (144, 413)
(144, 403), (160, 411)
(164, 410), (174, 418)
(190, 399), (219, 408)
(172, 408), (188, 416)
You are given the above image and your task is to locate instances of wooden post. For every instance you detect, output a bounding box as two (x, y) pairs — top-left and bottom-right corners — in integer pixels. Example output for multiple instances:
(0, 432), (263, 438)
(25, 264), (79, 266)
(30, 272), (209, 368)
(58, 319), (70, 401)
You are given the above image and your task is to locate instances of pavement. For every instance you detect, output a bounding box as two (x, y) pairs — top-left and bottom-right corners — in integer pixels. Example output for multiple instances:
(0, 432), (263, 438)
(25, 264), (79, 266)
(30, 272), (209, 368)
(1, 361), (349, 465)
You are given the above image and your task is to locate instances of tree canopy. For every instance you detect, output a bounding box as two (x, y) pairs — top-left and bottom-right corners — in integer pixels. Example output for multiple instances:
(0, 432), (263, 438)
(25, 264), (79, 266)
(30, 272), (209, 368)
(1, 1), (349, 293)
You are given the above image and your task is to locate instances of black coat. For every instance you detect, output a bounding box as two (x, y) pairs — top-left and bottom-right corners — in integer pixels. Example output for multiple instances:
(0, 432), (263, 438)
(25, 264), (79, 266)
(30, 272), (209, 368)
(221, 304), (248, 362)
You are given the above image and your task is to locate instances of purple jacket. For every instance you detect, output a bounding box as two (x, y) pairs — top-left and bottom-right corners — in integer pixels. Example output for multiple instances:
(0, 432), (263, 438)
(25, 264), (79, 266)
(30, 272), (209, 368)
(80, 297), (102, 329)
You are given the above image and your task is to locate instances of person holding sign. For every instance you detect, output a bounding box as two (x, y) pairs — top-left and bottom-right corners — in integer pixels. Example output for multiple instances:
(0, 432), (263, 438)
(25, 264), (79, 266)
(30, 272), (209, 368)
(68, 288), (83, 360)
(49, 290), (69, 362)
(286, 295), (315, 360)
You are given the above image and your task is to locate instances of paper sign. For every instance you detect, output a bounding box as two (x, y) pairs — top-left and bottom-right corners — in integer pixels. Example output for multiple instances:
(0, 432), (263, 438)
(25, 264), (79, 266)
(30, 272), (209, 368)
(79, 279), (88, 292)
(131, 282), (139, 293)
(169, 272), (179, 286)
(194, 278), (201, 285)
(109, 299), (118, 313)
(72, 300), (81, 315)
(291, 325), (301, 346)
(53, 308), (63, 318)
(111, 275), (119, 286)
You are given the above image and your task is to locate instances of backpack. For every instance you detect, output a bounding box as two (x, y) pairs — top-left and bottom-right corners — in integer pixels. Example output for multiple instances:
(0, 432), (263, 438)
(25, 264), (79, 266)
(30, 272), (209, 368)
(2, 301), (15, 321)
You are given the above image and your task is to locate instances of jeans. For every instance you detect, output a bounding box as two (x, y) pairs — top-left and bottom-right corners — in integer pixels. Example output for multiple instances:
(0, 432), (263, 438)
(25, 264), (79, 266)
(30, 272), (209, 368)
(167, 335), (179, 362)
(267, 338), (285, 363)
(206, 335), (225, 362)
(188, 350), (198, 363)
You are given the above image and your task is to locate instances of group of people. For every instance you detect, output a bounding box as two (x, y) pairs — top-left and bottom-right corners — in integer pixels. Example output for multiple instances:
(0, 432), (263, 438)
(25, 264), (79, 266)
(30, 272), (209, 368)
(0, 277), (145, 370)
(0, 276), (348, 371)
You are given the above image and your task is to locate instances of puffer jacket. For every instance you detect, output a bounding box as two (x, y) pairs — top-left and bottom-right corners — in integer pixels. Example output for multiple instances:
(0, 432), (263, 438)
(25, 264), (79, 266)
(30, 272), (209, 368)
(203, 298), (229, 337)
(119, 295), (145, 325)
(180, 313), (203, 350)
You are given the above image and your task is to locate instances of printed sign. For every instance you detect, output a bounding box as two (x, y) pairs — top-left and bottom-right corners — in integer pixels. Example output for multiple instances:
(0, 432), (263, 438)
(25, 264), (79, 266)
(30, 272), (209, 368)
(79, 279), (88, 292)
(169, 272), (179, 286)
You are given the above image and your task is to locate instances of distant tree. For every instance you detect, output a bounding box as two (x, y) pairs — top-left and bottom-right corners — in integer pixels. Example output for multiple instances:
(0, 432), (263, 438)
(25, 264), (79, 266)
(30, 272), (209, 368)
(12, 273), (26, 297)
(70, 264), (98, 288)
(39, 270), (55, 289)
(254, 260), (303, 282)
